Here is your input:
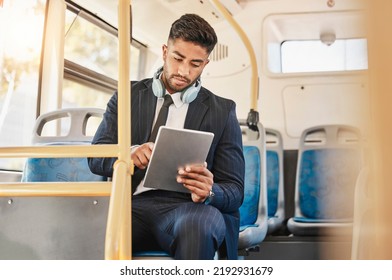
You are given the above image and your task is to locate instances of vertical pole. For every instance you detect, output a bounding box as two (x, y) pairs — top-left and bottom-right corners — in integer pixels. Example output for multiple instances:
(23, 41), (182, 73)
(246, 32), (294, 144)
(367, 0), (392, 259)
(105, 0), (132, 260)
(117, 0), (132, 260)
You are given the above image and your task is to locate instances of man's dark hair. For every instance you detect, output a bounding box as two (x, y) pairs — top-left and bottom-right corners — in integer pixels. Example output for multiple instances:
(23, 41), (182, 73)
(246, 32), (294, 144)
(168, 14), (217, 54)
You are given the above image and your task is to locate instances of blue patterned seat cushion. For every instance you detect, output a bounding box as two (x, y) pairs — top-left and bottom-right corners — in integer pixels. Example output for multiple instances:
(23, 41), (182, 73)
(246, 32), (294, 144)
(133, 251), (171, 258)
(298, 148), (361, 220)
(266, 151), (279, 217)
(239, 146), (261, 229)
(22, 157), (105, 182)
(292, 216), (352, 223)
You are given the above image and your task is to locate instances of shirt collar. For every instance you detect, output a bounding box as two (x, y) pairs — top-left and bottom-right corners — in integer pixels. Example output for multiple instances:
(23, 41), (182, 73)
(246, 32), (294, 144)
(165, 91), (185, 108)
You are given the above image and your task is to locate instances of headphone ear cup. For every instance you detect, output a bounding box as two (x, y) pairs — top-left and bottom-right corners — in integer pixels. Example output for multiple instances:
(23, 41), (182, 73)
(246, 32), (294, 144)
(152, 75), (165, 98)
(181, 79), (201, 103)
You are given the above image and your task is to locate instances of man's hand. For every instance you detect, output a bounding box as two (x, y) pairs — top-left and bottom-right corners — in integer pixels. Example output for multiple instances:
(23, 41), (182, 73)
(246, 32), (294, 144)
(177, 162), (214, 203)
(131, 142), (154, 169)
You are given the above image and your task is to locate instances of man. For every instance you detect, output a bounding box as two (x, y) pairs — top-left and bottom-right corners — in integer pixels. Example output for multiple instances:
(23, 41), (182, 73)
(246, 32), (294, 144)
(88, 14), (245, 260)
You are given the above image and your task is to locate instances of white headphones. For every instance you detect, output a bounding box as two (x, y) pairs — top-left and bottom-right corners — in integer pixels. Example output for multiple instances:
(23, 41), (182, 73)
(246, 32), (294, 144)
(152, 66), (201, 104)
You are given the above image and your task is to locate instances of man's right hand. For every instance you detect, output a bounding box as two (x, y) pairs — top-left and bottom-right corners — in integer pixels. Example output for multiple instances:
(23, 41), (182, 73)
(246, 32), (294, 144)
(131, 142), (154, 169)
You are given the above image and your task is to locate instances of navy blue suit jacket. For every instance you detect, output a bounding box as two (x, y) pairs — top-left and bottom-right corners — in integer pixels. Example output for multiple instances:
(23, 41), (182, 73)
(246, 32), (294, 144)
(88, 78), (245, 259)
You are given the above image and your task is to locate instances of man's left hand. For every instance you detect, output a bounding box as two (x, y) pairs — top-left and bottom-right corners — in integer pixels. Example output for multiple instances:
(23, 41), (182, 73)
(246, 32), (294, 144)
(177, 162), (214, 203)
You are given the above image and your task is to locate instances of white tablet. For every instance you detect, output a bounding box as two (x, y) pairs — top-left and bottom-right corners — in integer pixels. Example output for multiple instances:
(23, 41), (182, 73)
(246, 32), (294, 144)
(143, 126), (214, 193)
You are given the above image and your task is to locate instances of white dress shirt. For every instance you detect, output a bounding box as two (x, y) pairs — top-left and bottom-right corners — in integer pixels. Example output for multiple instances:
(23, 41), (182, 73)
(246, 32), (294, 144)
(133, 91), (189, 195)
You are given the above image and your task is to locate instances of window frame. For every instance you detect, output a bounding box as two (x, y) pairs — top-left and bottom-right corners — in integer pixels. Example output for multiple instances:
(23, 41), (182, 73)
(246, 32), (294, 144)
(61, 1), (147, 105)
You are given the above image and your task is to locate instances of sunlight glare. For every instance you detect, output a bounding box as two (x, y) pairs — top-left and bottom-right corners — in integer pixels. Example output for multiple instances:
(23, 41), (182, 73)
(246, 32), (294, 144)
(0, 0), (44, 61)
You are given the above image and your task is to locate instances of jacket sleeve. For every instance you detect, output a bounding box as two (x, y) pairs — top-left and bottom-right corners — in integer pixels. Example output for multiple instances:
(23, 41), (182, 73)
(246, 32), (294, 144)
(207, 102), (245, 213)
(87, 92), (119, 177)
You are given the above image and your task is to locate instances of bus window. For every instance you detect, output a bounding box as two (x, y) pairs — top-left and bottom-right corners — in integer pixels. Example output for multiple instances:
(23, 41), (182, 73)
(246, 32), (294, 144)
(281, 38), (368, 73)
(64, 9), (119, 81)
(0, 0), (46, 170)
(63, 3), (144, 109)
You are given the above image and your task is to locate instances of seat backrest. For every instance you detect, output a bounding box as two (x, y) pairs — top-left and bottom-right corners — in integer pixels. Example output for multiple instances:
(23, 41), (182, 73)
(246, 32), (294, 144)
(31, 107), (104, 144)
(265, 128), (285, 234)
(238, 120), (268, 245)
(294, 125), (362, 220)
(241, 145), (262, 227)
(22, 108), (106, 182)
(3, 108), (109, 259)
(351, 167), (373, 259)
(265, 128), (284, 219)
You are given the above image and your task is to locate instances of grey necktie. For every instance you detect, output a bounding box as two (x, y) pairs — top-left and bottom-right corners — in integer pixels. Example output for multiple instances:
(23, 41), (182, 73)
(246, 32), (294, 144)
(149, 94), (174, 142)
(132, 94), (174, 191)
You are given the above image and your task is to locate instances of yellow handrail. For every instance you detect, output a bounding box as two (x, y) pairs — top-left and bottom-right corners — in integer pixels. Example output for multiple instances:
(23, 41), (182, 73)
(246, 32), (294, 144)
(104, 0), (132, 260)
(0, 144), (117, 158)
(105, 160), (132, 259)
(209, 0), (259, 111)
(0, 182), (111, 196)
(0, 0), (133, 260)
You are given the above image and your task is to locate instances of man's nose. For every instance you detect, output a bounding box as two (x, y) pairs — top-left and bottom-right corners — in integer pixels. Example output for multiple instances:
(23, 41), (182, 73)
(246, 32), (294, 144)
(177, 63), (190, 77)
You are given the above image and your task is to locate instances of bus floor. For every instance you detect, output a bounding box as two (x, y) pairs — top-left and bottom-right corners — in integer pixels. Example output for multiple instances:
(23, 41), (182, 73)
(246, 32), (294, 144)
(243, 235), (352, 260)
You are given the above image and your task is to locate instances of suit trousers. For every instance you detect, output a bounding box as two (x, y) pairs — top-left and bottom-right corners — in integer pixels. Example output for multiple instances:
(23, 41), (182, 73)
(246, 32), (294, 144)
(132, 190), (226, 260)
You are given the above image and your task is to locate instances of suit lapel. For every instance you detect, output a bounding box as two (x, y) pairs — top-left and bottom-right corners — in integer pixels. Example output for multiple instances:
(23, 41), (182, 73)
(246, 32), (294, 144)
(184, 91), (209, 130)
(133, 82), (157, 144)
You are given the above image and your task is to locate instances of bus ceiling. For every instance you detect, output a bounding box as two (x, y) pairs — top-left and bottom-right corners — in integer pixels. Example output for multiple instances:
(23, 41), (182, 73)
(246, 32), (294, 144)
(71, 0), (240, 48)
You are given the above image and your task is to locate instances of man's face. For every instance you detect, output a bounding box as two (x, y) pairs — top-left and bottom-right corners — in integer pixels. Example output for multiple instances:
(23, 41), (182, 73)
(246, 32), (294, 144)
(161, 38), (210, 94)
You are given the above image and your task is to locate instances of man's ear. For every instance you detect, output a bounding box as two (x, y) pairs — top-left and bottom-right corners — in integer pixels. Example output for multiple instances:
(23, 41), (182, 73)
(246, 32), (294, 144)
(162, 44), (168, 59)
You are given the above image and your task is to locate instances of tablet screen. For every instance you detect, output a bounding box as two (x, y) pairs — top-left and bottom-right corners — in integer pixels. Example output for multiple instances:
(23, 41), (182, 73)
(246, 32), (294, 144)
(143, 126), (214, 193)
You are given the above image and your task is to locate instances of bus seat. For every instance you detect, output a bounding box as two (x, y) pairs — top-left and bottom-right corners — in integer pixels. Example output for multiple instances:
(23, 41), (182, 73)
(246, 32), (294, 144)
(287, 125), (363, 236)
(265, 128), (285, 234)
(351, 167), (373, 259)
(0, 108), (109, 260)
(21, 108), (106, 182)
(133, 251), (173, 259)
(238, 120), (268, 255)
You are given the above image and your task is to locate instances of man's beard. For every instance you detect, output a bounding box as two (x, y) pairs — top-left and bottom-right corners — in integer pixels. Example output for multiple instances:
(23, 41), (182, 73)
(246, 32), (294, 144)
(164, 71), (192, 93)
